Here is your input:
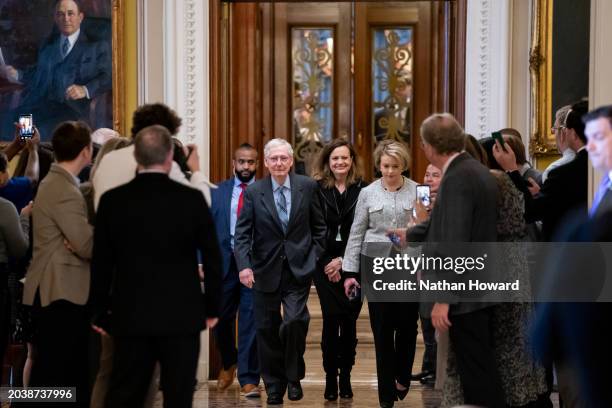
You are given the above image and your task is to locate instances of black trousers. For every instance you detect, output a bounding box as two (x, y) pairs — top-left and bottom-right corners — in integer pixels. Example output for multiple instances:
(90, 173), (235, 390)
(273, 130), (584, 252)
(105, 333), (200, 408)
(368, 301), (419, 404)
(0, 264), (8, 386)
(449, 307), (506, 408)
(321, 314), (358, 375)
(252, 264), (310, 395)
(25, 299), (90, 408)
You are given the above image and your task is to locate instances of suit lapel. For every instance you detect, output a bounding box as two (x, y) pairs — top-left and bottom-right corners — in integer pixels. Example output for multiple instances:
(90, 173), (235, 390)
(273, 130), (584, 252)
(261, 177), (284, 233)
(288, 173), (304, 229)
(223, 178), (235, 234)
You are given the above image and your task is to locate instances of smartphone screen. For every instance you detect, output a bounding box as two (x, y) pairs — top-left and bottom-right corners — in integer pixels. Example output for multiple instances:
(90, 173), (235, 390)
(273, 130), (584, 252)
(491, 131), (504, 147)
(416, 184), (431, 207)
(19, 114), (34, 139)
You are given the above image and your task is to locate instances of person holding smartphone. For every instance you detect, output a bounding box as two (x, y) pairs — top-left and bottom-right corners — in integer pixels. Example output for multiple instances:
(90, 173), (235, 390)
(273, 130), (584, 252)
(312, 139), (367, 401)
(342, 140), (419, 408)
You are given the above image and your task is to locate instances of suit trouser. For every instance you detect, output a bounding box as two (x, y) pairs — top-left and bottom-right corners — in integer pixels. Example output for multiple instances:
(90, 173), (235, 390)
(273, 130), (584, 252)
(105, 333), (199, 408)
(321, 314), (358, 375)
(368, 301), (419, 404)
(213, 259), (259, 386)
(252, 265), (310, 395)
(448, 307), (506, 408)
(89, 335), (158, 408)
(24, 299), (90, 408)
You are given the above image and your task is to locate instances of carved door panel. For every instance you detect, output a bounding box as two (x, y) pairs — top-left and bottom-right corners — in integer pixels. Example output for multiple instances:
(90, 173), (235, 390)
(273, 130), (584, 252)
(261, 1), (437, 181)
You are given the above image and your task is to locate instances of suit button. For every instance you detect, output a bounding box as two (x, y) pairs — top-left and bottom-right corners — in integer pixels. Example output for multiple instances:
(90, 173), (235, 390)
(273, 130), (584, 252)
(280, 255), (286, 260)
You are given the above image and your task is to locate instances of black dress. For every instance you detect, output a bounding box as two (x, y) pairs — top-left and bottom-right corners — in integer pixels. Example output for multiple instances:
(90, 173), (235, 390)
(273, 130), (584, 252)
(314, 180), (366, 378)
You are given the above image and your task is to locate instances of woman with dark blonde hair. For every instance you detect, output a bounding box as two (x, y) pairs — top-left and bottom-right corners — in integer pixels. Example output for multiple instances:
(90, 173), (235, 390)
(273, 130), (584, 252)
(343, 139), (419, 407)
(312, 138), (366, 401)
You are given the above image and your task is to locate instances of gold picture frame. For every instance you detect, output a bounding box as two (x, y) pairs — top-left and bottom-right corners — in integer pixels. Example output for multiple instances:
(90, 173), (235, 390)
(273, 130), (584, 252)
(112, 0), (126, 136)
(529, 0), (556, 156)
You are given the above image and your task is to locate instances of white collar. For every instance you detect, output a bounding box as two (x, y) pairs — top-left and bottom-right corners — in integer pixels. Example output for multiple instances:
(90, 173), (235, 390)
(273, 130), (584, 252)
(442, 152), (461, 175)
(60, 28), (81, 49)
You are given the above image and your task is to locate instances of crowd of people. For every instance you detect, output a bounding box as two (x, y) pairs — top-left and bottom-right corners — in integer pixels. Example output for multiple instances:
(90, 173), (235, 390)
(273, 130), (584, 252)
(0, 100), (611, 408)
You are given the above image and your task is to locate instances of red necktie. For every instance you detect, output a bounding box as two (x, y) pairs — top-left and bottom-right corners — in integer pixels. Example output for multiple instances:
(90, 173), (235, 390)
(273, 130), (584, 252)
(237, 183), (247, 218)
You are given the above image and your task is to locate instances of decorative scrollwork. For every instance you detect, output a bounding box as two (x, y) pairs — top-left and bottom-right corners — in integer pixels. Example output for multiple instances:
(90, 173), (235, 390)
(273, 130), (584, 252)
(292, 29), (334, 174)
(372, 28), (413, 145)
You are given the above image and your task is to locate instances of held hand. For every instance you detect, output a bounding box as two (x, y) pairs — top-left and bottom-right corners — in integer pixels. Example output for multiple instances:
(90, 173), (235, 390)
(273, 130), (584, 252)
(185, 144), (201, 173)
(20, 201), (33, 217)
(344, 278), (360, 297)
(324, 257), (342, 276)
(65, 84), (87, 100)
(239, 268), (255, 288)
(431, 303), (452, 332)
(328, 270), (341, 283)
(11, 122), (25, 150)
(206, 318), (219, 329)
(492, 141), (519, 172)
(527, 177), (540, 196)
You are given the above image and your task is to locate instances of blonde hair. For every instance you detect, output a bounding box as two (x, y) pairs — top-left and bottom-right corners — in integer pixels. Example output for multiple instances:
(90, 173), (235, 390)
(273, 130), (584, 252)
(373, 139), (411, 171)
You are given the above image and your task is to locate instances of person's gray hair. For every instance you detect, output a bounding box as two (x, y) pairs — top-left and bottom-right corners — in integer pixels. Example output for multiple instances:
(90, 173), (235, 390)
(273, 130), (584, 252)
(264, 138), (293, 159)
(420, 113), (465, 155)
(134, 125), (173, 167)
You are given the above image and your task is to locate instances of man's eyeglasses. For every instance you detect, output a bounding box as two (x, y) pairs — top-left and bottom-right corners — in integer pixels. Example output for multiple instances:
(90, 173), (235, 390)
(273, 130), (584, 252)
(267, 155), (291, 164)
(551, 125), (566, 133)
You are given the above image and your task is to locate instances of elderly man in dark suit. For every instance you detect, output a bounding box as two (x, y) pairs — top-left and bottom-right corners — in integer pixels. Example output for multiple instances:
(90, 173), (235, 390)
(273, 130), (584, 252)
(210, 143), (261, 396)
(234, 138), (326, 405)
(1, 0), (111, 139)
(90, 125), (222, 408)
(391, 113), (504, 407)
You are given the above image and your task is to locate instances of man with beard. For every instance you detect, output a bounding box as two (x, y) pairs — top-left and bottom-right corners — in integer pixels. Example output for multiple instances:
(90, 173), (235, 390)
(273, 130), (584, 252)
(210, 143), (261, 396)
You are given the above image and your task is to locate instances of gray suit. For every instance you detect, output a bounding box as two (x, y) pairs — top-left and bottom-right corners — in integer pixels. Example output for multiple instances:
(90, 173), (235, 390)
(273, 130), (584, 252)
(407, 152), (505, 407)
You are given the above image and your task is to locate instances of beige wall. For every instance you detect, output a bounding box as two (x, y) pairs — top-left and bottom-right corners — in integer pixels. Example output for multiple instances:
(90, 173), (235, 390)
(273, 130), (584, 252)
(588, 0), (612, 206)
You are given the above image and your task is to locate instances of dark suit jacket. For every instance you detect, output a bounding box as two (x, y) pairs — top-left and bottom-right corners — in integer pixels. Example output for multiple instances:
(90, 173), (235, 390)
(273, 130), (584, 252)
(234, 174), (326, 293)
(507, 148), (588, 241)
(20, 31), (112, 117)
(408, 153), (498, 315)
(210, 177), (238, 280)
(90, 173), (222, 336)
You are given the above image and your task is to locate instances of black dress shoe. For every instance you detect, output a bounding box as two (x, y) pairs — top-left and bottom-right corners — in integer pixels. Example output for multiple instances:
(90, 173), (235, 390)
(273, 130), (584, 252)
(410, 371), (427, 381)
(396, 382), (409, 401)
(267, 393), (283, 405)
(339, 372), (353, 398)
(419, 373), (436, 386)
(324, 375), (338, 401)
(380, 401), (394, 408)
(288, 381), (303, 401)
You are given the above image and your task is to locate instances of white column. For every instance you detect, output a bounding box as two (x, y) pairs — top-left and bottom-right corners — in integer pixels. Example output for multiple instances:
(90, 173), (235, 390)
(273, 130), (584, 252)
(161, 0), (210, 178)
(588, 0), (612, 206)
(464, 0), (511, 139)
(157, 0), (211, 382)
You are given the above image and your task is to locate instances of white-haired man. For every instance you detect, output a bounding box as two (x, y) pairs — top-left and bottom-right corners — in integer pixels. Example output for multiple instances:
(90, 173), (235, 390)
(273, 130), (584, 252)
(234, 138), (326, 404)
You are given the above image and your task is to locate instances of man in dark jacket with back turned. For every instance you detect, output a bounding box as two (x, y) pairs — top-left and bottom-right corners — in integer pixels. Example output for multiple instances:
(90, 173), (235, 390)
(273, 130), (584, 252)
(90, 125), (221, 408)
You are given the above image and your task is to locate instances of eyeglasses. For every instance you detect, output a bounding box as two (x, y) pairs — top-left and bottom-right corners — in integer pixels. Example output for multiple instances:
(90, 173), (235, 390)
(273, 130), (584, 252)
(551, 125), (566, 133)
(267, 155), (291, 164)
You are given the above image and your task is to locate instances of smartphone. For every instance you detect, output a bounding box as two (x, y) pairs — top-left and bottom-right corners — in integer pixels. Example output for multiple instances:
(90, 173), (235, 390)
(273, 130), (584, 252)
(19, 114), (34, 140)
(348, 284), (361, 301)
(491, 131), (505, 148)
(416, 184), (431, 207)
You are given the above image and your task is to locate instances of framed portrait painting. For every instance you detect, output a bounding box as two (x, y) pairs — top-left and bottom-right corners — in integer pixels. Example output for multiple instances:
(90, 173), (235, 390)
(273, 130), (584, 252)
(0, 0), (124, 141)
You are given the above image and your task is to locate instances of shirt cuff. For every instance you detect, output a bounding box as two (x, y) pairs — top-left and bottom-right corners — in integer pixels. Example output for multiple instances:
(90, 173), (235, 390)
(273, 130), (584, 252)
(84, 86), (90, 99)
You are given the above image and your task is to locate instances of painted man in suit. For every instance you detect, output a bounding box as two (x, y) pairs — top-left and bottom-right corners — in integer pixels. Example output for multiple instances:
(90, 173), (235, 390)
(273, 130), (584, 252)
(391, 113), (504, 407)
(90, 125), (222, 408)
(22, 120), (94, 407)
(0, 0), (111, 139)
(210, 143), (261, 397)
(234, 138), (326, 405)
